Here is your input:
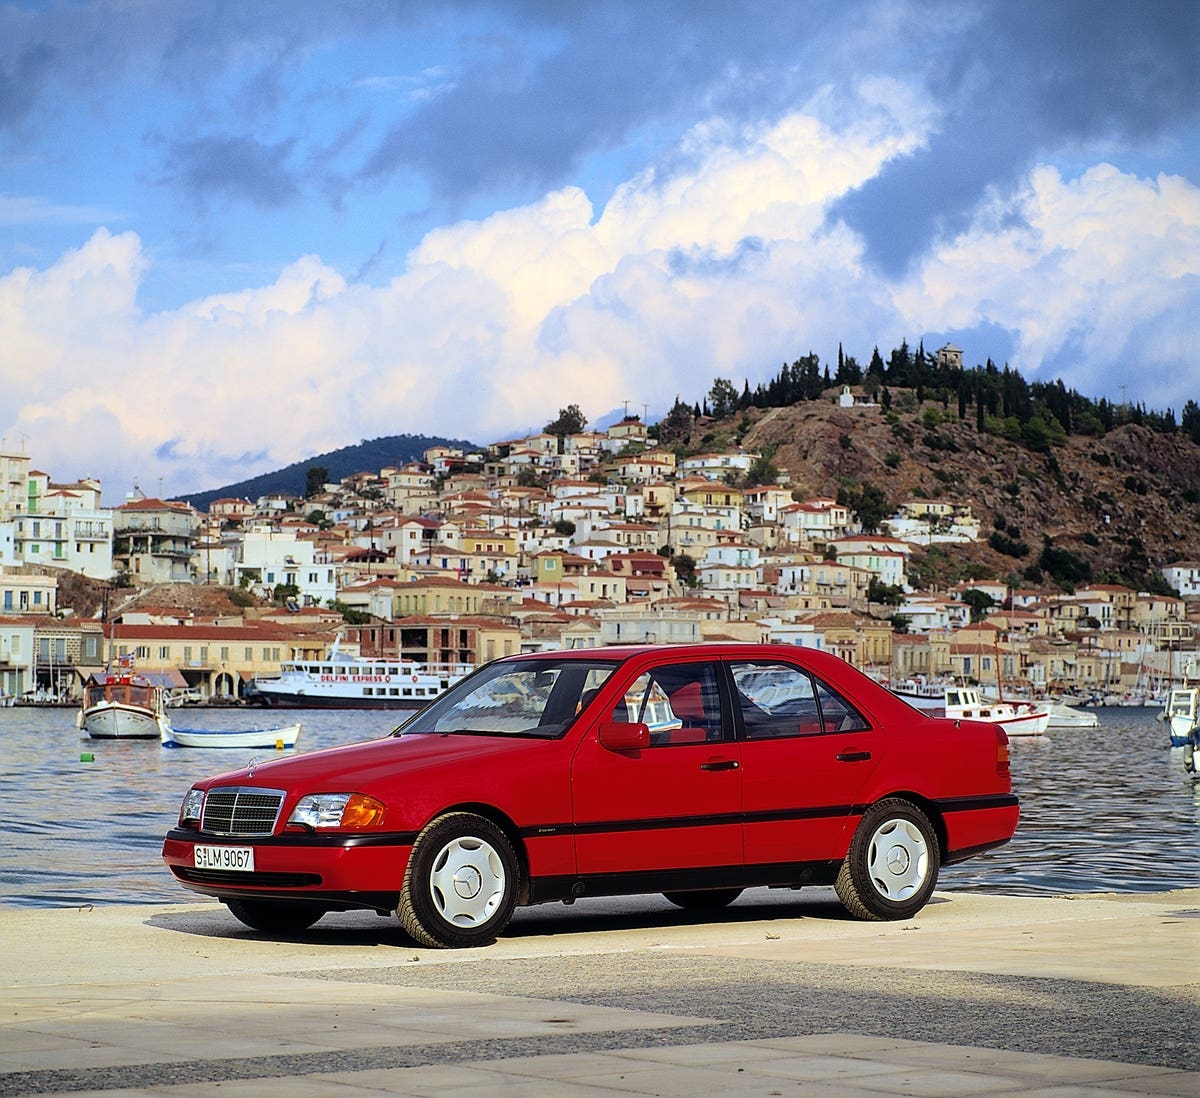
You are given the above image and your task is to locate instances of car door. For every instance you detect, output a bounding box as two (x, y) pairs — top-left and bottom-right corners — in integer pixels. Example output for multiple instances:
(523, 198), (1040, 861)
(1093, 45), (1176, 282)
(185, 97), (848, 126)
(570, 659), (743, 876)
(731, 658), (887, 866)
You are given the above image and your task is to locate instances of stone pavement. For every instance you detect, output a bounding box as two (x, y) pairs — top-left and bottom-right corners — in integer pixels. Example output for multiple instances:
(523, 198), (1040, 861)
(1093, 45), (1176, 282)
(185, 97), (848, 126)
(1, 887), (1197, 1096)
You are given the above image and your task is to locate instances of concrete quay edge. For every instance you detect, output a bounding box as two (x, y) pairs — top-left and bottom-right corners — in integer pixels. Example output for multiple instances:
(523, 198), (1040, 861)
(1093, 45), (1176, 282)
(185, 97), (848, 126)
(2, 887), (1198, 1096)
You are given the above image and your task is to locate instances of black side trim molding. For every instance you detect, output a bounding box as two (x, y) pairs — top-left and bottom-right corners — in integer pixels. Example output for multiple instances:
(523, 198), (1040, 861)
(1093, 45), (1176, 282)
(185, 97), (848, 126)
(942, 835), (1014, 866)
(933, 793), (1020, 814)
(520, 803), (859, 841)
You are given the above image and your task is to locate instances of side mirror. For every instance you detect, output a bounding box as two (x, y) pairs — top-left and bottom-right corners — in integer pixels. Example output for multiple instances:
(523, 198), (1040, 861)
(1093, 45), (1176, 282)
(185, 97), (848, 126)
(598, 721), (650, 752)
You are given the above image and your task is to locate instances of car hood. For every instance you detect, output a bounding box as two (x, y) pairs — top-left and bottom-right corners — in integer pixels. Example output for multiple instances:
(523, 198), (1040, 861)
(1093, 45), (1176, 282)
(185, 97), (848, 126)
(196, 731), (554, 790)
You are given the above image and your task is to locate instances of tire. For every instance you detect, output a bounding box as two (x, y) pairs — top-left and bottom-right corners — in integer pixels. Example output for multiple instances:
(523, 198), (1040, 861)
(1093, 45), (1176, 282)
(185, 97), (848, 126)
(662, 888), (744, 911)
(398, 812), (520, 948)
(225, 898), (326, 933)
(834, 798), (940, 921)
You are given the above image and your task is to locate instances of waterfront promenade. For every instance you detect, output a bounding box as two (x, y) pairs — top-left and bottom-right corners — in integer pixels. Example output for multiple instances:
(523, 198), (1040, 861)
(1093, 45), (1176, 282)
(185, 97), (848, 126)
(2, 887), (1197, 1096)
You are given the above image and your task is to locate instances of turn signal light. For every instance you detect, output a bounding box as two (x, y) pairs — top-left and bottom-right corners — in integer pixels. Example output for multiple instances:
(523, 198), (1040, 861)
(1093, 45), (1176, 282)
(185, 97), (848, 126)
(341, 794), (386, 829)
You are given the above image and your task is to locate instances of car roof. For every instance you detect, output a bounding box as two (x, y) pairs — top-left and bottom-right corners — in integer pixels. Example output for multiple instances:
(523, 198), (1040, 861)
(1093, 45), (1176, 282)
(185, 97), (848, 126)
(502, 643), (933, 726)
(504, 643), (863, 677)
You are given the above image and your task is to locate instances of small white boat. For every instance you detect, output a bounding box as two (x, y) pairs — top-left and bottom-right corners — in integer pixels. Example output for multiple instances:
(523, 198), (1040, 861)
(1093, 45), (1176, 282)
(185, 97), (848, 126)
(1045, 701), (1100, 729)
(78, 674), (172, 740)
(161, 722), (301, 750)
(1159, 687), (1199, 748)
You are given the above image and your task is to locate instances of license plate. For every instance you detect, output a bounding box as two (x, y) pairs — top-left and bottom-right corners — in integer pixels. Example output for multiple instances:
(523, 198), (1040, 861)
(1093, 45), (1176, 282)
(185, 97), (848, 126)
(195, 845), (255, 872)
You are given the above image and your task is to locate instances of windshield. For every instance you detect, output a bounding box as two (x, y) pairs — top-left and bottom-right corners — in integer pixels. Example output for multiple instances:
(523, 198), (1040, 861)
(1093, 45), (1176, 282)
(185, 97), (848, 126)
(395, 659), (618, 738)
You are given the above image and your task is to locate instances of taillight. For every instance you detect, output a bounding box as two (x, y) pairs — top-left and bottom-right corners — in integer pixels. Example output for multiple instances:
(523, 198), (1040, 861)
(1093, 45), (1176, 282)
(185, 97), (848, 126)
(996, 730), (1011, 777)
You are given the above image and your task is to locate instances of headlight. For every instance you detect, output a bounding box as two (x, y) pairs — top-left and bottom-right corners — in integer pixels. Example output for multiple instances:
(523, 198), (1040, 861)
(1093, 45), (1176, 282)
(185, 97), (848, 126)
(287, 793), (386, 831)
(179, 788), (205, 827)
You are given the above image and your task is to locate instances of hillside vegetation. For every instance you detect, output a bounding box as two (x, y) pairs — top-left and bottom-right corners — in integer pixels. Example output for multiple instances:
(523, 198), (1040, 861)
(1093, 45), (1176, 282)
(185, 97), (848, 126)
(182, 432), (477, 511)
(701, 396), (1197, 593)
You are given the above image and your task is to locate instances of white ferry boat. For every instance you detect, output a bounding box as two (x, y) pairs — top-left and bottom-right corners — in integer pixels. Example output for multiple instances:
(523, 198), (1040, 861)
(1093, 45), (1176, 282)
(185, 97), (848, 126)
(249, 644), (472, 710)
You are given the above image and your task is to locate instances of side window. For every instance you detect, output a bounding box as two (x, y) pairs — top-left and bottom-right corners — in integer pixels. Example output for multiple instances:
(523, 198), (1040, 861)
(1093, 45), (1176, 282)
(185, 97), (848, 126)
(614, 662), (725, 746)
(732, 661), (869, 738)
(813, 678), (871, 732)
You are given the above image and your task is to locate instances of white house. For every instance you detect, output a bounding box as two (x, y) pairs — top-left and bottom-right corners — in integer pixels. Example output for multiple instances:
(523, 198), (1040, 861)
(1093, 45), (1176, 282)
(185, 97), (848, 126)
(742, 485), (794, 525)
(235, 525), (337, 607)
(1162, 561), (1200, 597)
(756, 617), (827, 651)
(0, 570), (57, 615)
(678, 451), (756, 480)
(835, 548), (907, 589)
(0, 521), (15, 567)
(0, 615), (36, 700)
(895, 595), (969, 633)
(12, 475), (114, 579)
(888, 500), (980, 544)
(780, 498), (855, 544)
(597, 605), (703, 646)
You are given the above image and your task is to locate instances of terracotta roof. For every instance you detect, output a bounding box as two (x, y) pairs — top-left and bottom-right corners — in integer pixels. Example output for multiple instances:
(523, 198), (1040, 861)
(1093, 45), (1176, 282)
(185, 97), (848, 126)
(122, 497), (195, 513)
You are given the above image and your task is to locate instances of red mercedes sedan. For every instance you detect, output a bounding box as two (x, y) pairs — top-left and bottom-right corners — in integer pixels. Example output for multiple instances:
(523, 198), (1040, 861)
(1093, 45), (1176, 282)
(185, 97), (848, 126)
(162, 644), (1019, 947)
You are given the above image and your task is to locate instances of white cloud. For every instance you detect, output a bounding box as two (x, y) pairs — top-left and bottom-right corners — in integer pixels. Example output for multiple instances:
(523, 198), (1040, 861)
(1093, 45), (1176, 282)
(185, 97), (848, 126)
(896, 164), (1200, 406)
(4, 106), (1198, 502)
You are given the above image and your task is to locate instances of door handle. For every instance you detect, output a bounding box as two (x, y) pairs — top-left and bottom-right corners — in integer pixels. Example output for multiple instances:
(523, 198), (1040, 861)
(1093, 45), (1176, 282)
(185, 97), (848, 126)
(700, 759), (739, 771)
(835, 751), (871, 762)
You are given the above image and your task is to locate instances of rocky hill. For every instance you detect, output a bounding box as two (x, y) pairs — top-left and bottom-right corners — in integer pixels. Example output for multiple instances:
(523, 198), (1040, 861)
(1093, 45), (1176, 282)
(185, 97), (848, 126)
(734, 397), (1198, 591)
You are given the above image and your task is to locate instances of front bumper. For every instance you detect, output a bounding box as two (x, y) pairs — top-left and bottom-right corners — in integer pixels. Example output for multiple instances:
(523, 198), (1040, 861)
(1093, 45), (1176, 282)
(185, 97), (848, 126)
(161, 827), (416, 912)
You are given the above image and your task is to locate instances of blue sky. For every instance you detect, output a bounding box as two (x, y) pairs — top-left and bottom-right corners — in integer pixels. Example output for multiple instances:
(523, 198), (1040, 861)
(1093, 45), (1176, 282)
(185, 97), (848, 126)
(2, 0), (1197, 499)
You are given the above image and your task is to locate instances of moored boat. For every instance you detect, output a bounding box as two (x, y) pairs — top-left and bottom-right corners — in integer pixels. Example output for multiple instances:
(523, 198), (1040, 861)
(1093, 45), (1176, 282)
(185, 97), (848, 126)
(892, 683), (1050, 736)
(78, 673), (172, 740)
(162, 722), (301, 750)
(1045, 701), (1100, 729)
(1159, 687), (1199, 748)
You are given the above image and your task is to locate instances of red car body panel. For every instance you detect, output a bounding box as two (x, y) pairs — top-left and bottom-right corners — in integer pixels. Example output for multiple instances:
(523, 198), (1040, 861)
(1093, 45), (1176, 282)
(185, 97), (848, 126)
(162, 643), (1018, 919)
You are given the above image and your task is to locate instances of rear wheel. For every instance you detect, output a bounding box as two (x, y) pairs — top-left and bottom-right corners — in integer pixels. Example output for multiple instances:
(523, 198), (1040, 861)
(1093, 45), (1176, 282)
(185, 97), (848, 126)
(835, 798), (939, 920)
(225, 898), (326, 933)
(398, 812), (520, 948)
(662, 888), (743, 911)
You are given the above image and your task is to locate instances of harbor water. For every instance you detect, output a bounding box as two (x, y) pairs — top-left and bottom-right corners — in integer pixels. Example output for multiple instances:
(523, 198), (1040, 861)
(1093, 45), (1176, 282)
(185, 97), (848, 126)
(0, 706), (1195, 909)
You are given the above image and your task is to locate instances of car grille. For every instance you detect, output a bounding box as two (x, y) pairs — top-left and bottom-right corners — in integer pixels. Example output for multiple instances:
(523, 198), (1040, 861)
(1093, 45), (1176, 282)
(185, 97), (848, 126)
(201, 787), (286, 836)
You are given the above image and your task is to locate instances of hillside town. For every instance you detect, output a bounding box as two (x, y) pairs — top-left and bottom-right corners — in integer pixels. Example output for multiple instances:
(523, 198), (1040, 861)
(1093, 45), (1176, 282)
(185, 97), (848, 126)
(1, 409), (1197, 707)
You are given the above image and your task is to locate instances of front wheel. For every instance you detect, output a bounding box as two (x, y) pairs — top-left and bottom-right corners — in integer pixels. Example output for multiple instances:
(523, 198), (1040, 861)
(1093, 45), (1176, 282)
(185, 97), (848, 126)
(834, 798), (940, 921)
(225, 898), (326, 933)
(398, 812), (520, 948)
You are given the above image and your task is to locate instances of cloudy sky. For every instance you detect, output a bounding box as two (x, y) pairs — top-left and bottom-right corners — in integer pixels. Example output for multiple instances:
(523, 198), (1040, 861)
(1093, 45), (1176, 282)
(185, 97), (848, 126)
(2, 0), (1197, 501)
